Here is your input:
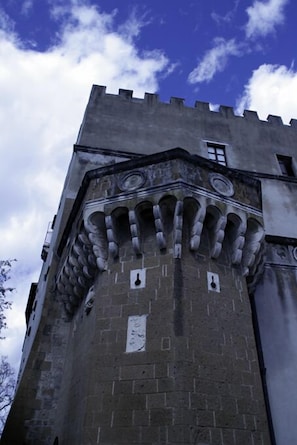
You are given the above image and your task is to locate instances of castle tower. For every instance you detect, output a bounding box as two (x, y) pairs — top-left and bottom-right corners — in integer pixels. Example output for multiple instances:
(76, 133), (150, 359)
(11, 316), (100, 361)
(4, 86), (297, 444)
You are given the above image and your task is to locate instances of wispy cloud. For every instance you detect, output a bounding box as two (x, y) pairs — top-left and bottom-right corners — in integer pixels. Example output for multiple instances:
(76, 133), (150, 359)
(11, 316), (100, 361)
(188, 38), (243, 84)
(0, 8), (15, 34)
(236, 63), (297, 123)
(245, 0), (288, 39)
(21, 0), (34, 16)
(211, 0), (240, 25)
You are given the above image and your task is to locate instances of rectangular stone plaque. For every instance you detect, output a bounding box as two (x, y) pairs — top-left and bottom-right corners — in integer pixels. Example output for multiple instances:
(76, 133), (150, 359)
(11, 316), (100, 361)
(126, 315), (147, 353)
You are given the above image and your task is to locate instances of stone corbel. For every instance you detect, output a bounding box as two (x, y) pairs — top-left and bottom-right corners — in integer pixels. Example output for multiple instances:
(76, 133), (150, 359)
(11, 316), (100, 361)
(84, 212), (108, 271)
(153, 204), (166, 250)
(246, 241), (266, 293)
(105, 214), (119, 258)
(173, 200), (183, 258)
(228, 213), (247, 265)
(190, 199), (206, 251)
(242, 220), (265, 276)
(88, 232), (108, 271)
(129, 209), (142, 255)
(209, 213), (227, 259)
(72, 241), (90, 287)
(56, 224), (101, 317)
(56, 262), (80, 315)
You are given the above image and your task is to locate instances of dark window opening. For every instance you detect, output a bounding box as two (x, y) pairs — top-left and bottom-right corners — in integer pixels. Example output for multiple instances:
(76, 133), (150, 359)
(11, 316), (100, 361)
(277, 155), (295, 176)
(207, 143), (227, 166)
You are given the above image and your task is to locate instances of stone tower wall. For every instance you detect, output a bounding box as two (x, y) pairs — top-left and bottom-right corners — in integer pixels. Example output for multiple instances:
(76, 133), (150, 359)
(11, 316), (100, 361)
(0, 92), (276, 445)
(39, 150), (270, 444)
(54, 195), (270, 445)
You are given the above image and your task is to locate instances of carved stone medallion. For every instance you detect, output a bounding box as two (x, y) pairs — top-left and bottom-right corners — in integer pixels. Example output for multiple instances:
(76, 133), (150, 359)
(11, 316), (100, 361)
(209, 173), (234, 197)
(118, 171), (146, 191)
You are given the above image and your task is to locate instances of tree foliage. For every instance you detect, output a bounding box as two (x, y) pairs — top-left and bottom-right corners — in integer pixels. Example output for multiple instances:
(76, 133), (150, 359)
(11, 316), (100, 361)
(0, 260), (16, 433)
(0, 260), (15, 337)
(0, 357), (15, 430)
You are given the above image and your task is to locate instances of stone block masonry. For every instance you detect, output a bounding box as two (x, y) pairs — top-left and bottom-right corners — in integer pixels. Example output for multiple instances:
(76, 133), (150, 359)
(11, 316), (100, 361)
(53, 189), (270, 444)
(50, 151), (270, 444)
(63, 250), (264, 443)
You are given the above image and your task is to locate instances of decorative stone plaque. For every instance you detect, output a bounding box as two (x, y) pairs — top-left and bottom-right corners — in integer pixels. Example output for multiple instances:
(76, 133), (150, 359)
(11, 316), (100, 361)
(207, 271), (221, 293)
(130, 269), (146, 289)
(209, 173), (234, 197)
(126, 315), (147, 353)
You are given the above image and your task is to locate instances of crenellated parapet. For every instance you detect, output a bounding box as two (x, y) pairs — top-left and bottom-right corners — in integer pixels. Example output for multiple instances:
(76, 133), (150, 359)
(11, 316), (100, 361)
(83, 85), (297, 128)
(56, 149), (265, 316)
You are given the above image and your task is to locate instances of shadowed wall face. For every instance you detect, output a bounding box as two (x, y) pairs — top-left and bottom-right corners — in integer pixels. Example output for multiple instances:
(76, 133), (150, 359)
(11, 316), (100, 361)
(254, 243), (297, 445)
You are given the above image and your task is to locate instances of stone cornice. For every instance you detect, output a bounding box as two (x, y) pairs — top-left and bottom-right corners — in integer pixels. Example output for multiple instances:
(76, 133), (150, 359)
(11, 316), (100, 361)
(57, 148), (262, 257)
(55, 149), (265, 317)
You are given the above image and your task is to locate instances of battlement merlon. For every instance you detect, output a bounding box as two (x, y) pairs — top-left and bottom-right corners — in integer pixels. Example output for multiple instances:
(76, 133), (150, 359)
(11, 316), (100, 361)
(76, 85), (297, 173)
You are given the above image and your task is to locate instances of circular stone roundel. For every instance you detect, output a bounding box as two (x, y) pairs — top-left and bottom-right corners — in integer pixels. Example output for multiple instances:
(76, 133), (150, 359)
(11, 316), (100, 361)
(209, 173), (234, 197)
(118, 171), (146, 191)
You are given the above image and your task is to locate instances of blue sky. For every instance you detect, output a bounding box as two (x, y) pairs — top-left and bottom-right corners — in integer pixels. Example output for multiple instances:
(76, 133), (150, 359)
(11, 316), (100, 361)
(1, 0), (296, 108)
(1, 0), (297, 370)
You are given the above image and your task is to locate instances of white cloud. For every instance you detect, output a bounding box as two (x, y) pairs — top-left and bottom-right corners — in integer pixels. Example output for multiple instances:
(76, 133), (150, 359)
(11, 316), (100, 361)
(0, 2), (170, 370)
(236, 64), (297, 123)
(188, 38), (243, 84)
(189, 0), (289, 86)
(245, 0), (288, 39)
